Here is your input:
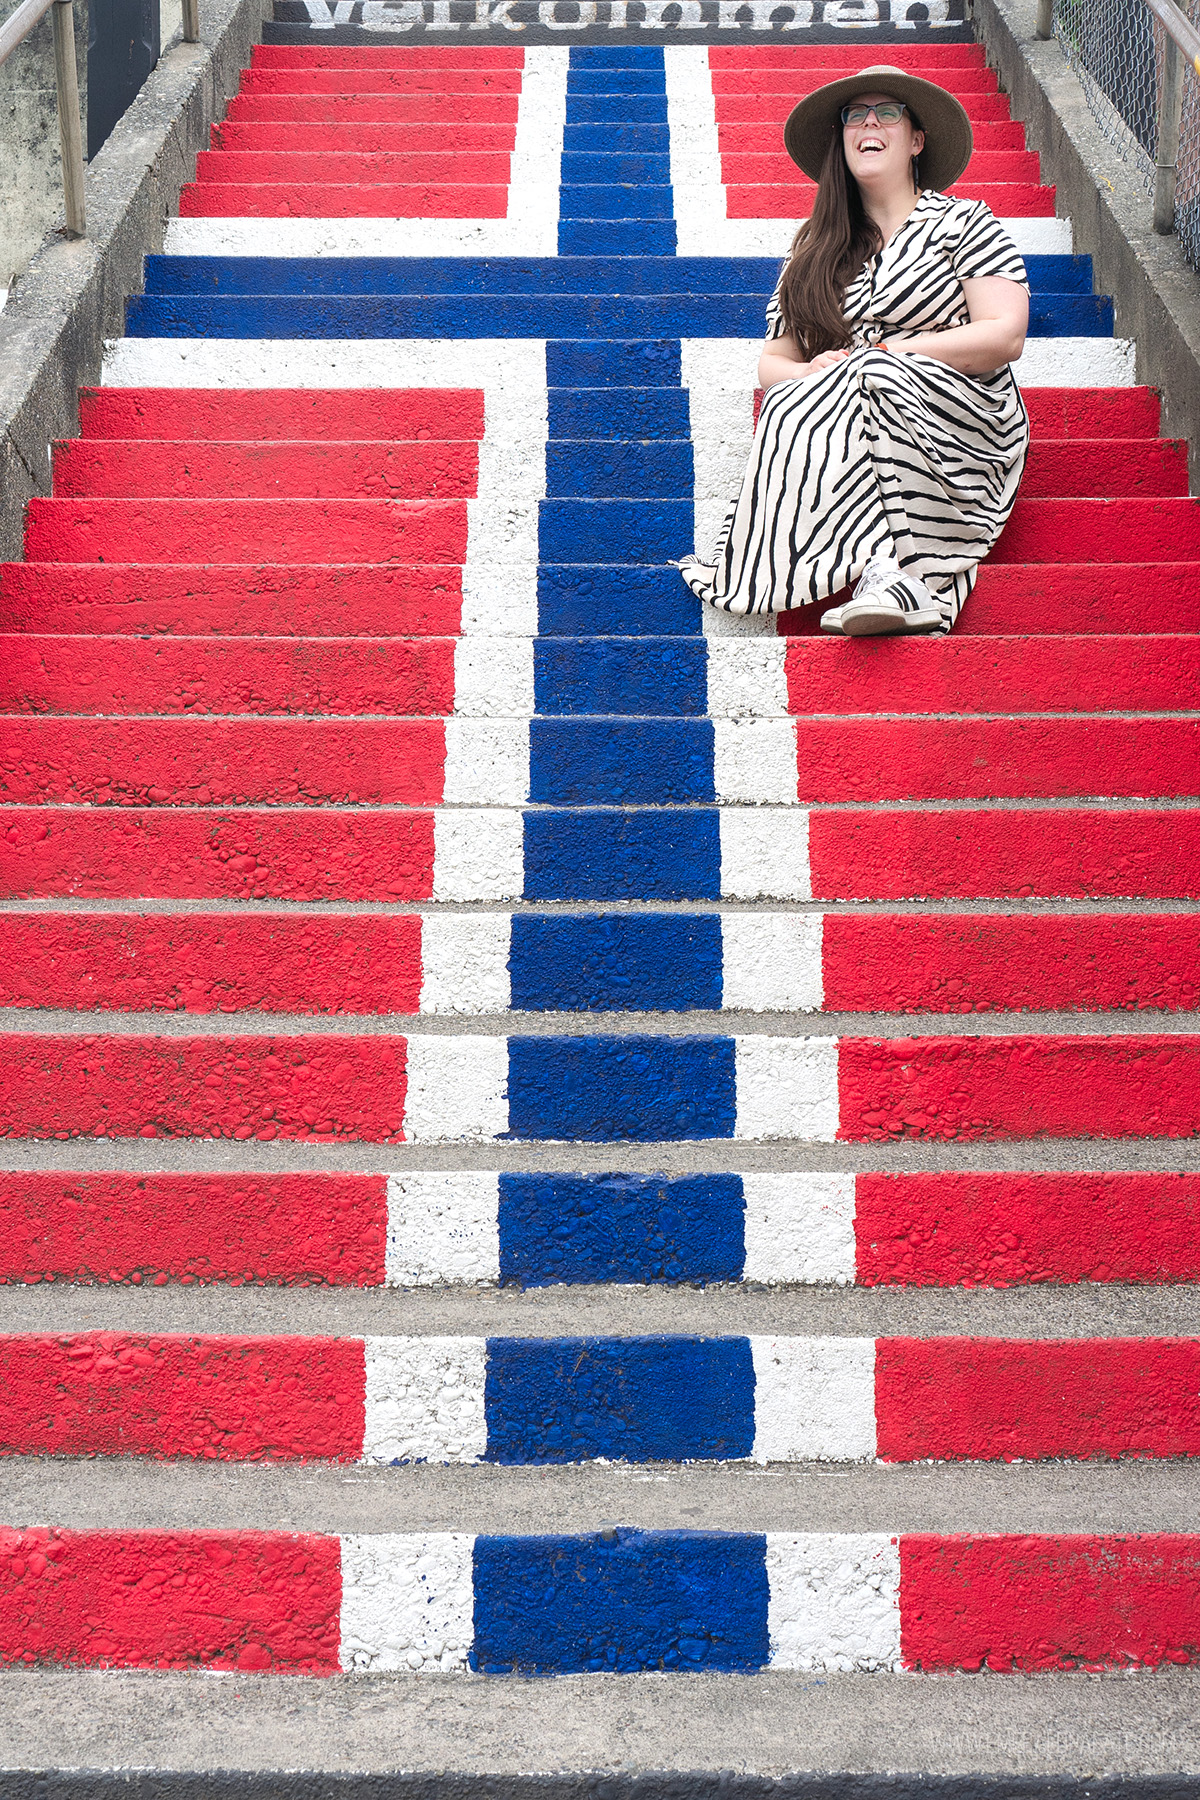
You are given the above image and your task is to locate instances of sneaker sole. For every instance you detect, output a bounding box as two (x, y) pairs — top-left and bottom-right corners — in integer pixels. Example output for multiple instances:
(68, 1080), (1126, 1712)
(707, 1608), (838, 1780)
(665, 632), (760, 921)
(840, 602), (944, 636)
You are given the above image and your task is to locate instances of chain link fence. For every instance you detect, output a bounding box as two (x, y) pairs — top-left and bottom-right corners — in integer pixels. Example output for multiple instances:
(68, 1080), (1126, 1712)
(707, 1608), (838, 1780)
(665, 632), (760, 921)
(1049, 0), (1200, 268)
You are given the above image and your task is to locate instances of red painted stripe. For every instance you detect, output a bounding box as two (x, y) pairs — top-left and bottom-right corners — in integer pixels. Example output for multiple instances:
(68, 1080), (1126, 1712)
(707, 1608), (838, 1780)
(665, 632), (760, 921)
(707, 45), (988, 65)
(810, 809), (1200, 901)
(710, 68), (998, 94)
(1022, 387), (1160, 436)
(785, 637), (1200, 715)
(877, 1338), (1200, 1461)
(718, 121), (1026, 153)
(823, 913), (1200, 1013)
(0, 1170), (387, 1286)
(0, 563), (464, 638)
(0, 808), (437, 901)
(239, 68), (523, 92)
(0, 1033), (407, 1142)
(0, 1333), (366, 1461)
(52, 442), (480, 501)
(0, 636), (457, 717)
(195, 151), (513, 185)
(837, 1034), (1200, 1143)
(721, 150), (1041, 184)
(0, 1528), (341, 1672)
(76, 387), (486, 441)
(994, 498), (1200, 562)
(0, 719), (449, 807)
(0, 912), (423, 1012)
(793, 719), (1200, 803)
(212, 122), (518, 153)
(714, 93), (1014, 124)
(24, 499), (466, 564)
(725, 183), (1054, 218)
(224, 95), (521, 123)
(179, 182), (511, 219)
(901, 1534), (1200, 1671)
(250, 45), (526, 64)
(1017, 439), (1187, 498)
(855, 1171), (1200, 1286)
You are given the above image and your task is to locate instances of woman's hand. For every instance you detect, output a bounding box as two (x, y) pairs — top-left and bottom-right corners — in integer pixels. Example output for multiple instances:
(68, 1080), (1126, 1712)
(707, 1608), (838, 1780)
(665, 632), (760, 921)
(880, 277), (1029, 376)
(758, 333), (852, 390)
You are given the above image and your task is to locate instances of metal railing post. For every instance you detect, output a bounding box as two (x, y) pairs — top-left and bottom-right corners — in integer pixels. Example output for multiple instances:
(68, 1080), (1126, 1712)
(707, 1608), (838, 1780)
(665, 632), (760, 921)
(50, 0), (85, 236)
(181, 0), (199, 40)
(1035, 0), (1053, 42)
(1156, 30), (1184, 233)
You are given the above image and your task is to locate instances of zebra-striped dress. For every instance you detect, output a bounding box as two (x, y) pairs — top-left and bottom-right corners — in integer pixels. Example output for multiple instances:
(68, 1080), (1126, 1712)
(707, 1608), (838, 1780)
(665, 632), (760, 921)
(679, 190), (1031, 629)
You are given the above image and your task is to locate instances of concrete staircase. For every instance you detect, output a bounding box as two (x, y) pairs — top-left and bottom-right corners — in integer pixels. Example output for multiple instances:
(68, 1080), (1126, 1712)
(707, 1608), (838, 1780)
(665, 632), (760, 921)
(2, 18), (1200, 1790)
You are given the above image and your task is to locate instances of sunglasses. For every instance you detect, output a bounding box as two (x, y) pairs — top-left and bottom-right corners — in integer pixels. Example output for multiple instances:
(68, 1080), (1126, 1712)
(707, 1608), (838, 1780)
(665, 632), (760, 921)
(841, 101), (908, 125)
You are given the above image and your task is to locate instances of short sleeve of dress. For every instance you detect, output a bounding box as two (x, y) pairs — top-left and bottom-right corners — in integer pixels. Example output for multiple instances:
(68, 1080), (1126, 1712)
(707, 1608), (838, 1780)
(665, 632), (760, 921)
(948, 199), (1030, 289)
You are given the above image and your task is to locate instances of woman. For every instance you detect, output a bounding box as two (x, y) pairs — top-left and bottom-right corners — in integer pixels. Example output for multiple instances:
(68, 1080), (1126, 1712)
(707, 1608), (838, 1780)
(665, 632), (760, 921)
(678, 63), (1030, 636)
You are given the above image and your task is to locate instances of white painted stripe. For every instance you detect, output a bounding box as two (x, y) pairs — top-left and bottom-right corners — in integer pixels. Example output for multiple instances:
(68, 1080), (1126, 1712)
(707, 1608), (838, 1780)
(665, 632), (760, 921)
(432, 809), (525, 903)
(741, 1172), (856, 1286)
(713, 719), (799, 804)
(733, 1036), (839, 1142)
(339, 1532), (475, 1672)
(751, 1336), (877, 1462)
(420, 915), (512, 1014)
(719, 807), (811, 901)
(362, 1337), (489, 1465)
(673, 214), (1073, 259)
(442, 721), (530, 805)
(705, 639), (789, 718)
(402, 1036), (509, 1142)
(453, 638), (536, 716)
(385, 1171), (502, 1287)
(720, 913), (823, 1012)
(683, 336), (1136, 394)
(765, 1532), (902, 1672)
(460, 563), (539, 635)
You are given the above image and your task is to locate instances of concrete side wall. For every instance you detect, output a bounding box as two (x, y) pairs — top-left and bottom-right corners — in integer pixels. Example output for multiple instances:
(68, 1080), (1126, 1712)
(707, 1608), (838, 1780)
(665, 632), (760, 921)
(0, 0), (268, 564)
(974, 0), (1200, 492)
(0, 0), (89, 289)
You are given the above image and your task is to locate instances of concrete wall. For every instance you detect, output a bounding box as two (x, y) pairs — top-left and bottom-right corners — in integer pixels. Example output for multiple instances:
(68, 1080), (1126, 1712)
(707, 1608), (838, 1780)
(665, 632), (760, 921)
(973, 0), (1200, 492)
(0, 0), (89, 292)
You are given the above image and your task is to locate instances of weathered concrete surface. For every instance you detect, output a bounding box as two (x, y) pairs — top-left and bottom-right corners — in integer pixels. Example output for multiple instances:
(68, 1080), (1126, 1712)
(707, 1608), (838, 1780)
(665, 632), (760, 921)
(0, 0), (269, 565)
(0, 0), (89, 289)
(3, 1667), (1200, 1790)
(974, 0), (1200, 492)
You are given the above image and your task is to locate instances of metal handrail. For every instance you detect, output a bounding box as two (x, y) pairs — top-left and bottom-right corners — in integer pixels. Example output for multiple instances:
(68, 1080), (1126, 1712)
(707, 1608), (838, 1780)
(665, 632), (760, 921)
(1, 0), (202, 244)
(1036, 0), (1195, 236)
(1, 0), (85, 235)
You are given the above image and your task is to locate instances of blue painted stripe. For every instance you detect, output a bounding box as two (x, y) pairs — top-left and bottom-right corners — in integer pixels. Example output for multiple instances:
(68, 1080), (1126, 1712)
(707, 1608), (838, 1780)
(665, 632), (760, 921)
(560, 154), (671, 182)
(484, 1335), (755, 1463)
(529, 720), (715, 805)
(547, 340), (677, 385)
(537, 566), (701, 636)
(565, 96), (669, 124)
(471, 1529), (770, 1674)
(141, 255), (1091, 298)
(506, 1034), (737, 1140)
(496, 1171), (746, 1286)
(522, 810), (721, 901)
(564, 123), (669, 152)
(571, 46), (676, 63)
(559, 185), (675, 221)
(509, 912), (724, 1009)
(548, 388), (691, 440)
(567, 69), (671, 92)
(533, 639), (707, 714)
(539, 499), (690, 563)
(545, 442), (693, 498)
(558, 220), (676, 256)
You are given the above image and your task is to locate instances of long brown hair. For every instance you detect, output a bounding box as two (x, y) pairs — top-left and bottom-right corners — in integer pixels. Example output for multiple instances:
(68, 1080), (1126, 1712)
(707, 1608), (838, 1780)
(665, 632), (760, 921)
(775, 109), (921, 358)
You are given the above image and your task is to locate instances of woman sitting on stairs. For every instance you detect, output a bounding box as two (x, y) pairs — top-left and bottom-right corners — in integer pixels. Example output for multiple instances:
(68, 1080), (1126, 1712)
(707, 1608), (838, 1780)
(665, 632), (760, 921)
(677, 64), (1031, 636)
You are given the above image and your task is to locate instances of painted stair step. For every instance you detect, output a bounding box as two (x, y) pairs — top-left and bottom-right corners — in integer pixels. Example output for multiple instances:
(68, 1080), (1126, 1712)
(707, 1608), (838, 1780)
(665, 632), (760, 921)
(6, 908), (1200, 1016)
(2, 1331), (1197, 1466)
(222, 95), (523, 121)
(711, 94), (1014, 126)
(8, 632), (1196, 718)
(249, 44), (528, 64)
(122, 292), (1113, 338)
(706, 45), (989, 65)
(178, 183), (517, 219)
(5, 804), (1199, 903)
(707, 68), (999, 94)
(724, 150), (1041, 182)
(195, 150), (520, 181)
(1, 1526), (1199, 1675)
(237, 67), (525, 91)
(24, 497), (468, 563)
(2, 1028), (1200, 1143)
(720, 120), (1028, 151)
(212, 120), (521, 149)
(137, 253), (1099, 296)
(722, 184), (1056, 219)
(74, 384), (486, 438)
(7, 1167), (1200, 1290)
(7, 715), (1200, 807)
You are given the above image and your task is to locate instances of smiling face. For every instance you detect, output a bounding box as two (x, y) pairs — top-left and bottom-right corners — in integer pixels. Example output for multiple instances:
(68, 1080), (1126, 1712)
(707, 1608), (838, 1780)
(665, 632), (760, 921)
(842, 91), (926, 190)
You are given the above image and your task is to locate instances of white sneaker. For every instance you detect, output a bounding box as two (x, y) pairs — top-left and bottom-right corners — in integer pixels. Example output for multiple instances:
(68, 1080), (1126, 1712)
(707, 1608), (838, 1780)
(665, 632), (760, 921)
(818, 603), (848, 635)
(839, 556), (944, 636)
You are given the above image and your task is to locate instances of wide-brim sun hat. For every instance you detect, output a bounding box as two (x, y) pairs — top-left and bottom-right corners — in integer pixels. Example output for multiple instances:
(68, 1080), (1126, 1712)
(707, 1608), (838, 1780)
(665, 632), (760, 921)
(783, 63), (973, 194)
